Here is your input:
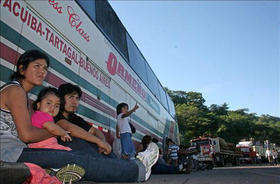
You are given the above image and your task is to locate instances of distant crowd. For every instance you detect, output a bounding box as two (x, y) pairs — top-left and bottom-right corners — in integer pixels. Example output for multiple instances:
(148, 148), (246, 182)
(265, 148), (279, 166)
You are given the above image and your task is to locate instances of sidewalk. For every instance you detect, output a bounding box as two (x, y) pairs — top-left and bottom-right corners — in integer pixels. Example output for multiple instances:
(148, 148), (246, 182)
(77, 174), (189, 184)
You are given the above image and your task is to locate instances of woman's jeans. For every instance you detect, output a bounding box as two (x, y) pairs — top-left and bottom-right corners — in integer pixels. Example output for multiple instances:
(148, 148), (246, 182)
(58, 137), (117, 159)
(152, 158), (178, 174)
(17, 148), (140, 182)
(120, 132), (135, 157)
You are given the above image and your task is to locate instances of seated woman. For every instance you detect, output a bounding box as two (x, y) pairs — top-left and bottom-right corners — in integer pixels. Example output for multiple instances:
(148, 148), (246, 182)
(137, 135), (153, 153)
(0, 50), (83, 183)
(0, 49), (159, 183)
(0, 50), (53, 162)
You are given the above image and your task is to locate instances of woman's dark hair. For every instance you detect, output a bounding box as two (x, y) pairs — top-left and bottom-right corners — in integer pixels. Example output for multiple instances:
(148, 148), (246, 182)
(116, 103), (128, 115)
(166, 138), (173, 145)
(33, 87), (60, 110)
(152, 138), (159, 144)
(141, 135), (152, 151)
(10, 50), (50, 80)
(58, 83), (82, 111)
(142, 135), (152, 145)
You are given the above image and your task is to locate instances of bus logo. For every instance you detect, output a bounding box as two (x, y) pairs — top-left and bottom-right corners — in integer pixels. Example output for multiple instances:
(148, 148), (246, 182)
(106, 52), (146, 100)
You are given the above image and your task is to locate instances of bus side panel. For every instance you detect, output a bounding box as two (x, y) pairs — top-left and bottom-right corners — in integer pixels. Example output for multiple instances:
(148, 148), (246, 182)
(1, 0), (179, 145)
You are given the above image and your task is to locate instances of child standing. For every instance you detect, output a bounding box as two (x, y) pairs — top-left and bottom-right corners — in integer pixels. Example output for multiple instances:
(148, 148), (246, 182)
(116, 103), (139, 159)
(28, 87), (72, 150)
(168, 139), (180, 167)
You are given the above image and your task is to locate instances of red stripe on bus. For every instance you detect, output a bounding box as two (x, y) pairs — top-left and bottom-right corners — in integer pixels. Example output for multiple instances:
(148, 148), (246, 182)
(0, 42), (20, 65)
(82, 92), (116, 118)
(129, 120), (162, 141)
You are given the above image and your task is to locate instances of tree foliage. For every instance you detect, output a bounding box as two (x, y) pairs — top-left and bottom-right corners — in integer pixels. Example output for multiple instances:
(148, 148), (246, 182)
(167, 90), (280, 146)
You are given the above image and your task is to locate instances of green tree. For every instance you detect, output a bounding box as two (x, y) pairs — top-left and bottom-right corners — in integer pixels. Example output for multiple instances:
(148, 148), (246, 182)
(166, 88), (280, 146)
(167, 90), (211, 143)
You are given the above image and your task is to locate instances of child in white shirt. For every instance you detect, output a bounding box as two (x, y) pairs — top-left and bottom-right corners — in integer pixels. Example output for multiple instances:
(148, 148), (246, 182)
(116, 103), (138, 159)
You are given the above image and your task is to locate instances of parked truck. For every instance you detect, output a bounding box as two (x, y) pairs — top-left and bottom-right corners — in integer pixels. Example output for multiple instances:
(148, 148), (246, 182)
(191, 136), (241, 168)
(236, 141), (257, 164)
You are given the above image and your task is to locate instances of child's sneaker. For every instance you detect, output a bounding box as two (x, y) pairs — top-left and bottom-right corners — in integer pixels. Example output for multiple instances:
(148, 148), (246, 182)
(136, 142), (159, 181)
(46, 164), (85, 184)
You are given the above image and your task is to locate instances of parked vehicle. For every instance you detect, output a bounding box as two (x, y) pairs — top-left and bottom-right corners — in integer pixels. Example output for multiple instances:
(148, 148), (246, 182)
(191, 136), (241, 168)
(236, 141), (257, 164)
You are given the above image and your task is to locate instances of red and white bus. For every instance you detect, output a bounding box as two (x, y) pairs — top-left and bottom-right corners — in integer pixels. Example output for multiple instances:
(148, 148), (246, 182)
(0, 0), (179, 148)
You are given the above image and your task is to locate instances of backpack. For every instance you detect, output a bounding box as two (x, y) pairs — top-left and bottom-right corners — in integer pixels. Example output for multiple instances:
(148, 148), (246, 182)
(129, 122), (136, 134)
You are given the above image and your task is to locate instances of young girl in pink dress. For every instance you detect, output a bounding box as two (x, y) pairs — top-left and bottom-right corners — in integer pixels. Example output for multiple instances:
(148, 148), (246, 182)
(28, 87), (72, 150)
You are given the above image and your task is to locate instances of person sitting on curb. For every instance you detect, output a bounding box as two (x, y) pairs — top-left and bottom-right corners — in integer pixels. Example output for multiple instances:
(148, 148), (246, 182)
(28, 87), (72, 151)
(0, 50), (84, 183)
(137, 135), (188, 175)
(54, 83), (112, 157)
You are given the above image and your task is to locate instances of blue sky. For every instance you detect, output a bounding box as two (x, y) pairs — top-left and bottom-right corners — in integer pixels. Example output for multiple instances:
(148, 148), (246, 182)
(109, 1), (280, 117)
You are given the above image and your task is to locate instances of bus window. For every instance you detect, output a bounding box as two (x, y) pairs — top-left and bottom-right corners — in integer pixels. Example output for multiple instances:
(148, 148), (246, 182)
(146, 65), (160, 100)
(167, 95), (176, 118)
(95, 0), (129, 61)
(159, 86), (168, 111)
(126, 33), (148, 86)
(76, 0), (96, 21)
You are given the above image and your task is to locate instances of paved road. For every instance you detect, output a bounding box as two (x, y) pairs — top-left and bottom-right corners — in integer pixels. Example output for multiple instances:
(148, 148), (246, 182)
(183, 165), (280, 184)
(88, 165), (280, 184)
